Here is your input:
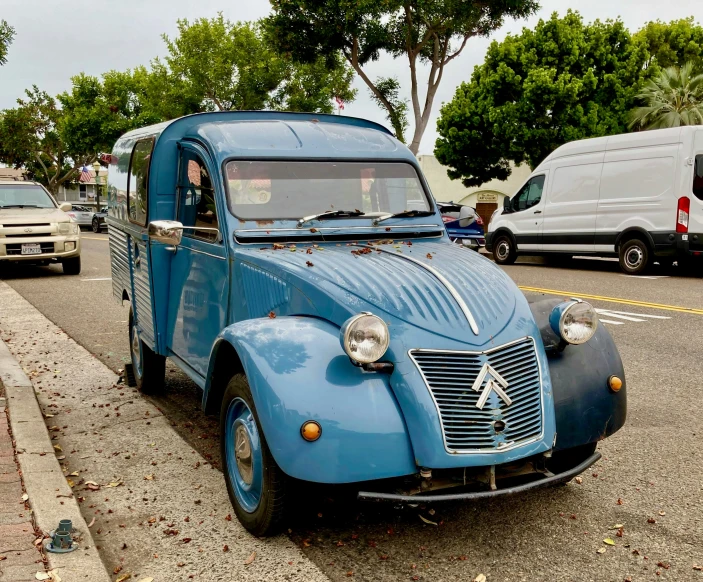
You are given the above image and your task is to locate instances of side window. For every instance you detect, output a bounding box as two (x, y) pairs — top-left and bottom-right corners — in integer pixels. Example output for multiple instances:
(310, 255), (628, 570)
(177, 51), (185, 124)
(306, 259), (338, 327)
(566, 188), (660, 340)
(127, 139), (153, 226)
(177, 151), (219, 243)
(693, 155), (703, 201)
(512, 175), (545, 212)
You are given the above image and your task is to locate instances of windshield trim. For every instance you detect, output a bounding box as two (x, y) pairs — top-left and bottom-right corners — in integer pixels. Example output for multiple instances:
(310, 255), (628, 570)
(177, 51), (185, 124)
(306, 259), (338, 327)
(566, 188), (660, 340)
(220, 157), (436, 223)
(0, 183), (58, 209)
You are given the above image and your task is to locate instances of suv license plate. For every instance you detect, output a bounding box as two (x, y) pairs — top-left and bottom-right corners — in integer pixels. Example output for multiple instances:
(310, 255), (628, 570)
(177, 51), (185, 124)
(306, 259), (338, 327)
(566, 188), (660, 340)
(21, 244), (42, 255)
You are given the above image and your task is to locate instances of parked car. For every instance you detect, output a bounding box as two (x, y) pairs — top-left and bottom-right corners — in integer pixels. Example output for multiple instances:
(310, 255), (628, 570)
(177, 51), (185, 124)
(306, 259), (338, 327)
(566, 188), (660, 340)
(487, 126), (703, 274)
(65, 205), (94, 228)
(92, 206), (108, 232)
(108, 111), (626, 536)
(437, 201), (485, 250)
(0, 181), (81, 274)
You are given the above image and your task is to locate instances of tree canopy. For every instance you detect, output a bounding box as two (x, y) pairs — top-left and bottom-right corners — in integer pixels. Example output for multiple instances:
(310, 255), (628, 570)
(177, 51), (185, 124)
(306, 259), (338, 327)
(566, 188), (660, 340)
(267, 0), (539, 153)
(636, 17), (703, 71)
(0, 20), (14, 66)
(435, 11), (649, 186)
(163, 14), (355, 114)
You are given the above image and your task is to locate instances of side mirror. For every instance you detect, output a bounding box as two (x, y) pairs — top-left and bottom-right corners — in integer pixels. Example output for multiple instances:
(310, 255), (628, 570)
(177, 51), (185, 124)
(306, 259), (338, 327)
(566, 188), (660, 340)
(148, 220), (184, 246)
(59, 202), (72, 212)
(503, 197), (512, 213)
(458, 206), (476, 228)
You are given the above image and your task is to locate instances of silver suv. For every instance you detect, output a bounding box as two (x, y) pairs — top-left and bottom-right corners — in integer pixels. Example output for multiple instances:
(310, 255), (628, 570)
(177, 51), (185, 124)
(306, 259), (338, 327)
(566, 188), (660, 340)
(0, 181), (82, 274)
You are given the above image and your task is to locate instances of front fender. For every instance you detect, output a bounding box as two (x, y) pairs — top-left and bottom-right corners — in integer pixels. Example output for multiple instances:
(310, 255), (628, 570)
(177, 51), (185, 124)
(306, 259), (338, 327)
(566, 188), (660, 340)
(210, 316), (417, 483)
(529, 299), (627, 450)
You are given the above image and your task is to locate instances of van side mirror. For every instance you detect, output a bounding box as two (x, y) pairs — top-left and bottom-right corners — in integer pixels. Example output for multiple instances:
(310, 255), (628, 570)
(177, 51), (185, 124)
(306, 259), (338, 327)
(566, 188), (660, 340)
(503, 197), (512, 213)
(458, 206), (476, 228)
(59, 202), (72, 212)
(148, 220), (184, 246)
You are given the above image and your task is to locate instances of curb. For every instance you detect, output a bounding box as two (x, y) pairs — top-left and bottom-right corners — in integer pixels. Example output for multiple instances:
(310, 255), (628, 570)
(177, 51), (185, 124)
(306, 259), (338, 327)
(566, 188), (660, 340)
(0, 340), (111, 581)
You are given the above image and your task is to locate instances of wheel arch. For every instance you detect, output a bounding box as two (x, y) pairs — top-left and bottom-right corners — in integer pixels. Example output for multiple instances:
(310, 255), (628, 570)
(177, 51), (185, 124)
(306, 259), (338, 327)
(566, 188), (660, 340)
(492, 227), (517, 249)
(615, 227), (654, 251)
(203, 339), (245, 415)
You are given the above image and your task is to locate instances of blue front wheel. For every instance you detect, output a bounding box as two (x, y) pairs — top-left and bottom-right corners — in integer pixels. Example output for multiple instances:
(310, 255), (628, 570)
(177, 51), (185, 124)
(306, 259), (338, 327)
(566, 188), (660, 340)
(220, 374), (287, 536)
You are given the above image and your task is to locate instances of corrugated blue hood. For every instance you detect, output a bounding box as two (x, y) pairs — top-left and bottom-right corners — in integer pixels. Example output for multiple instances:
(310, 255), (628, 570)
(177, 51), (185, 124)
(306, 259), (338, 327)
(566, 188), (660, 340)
(236, 240), (518, 343)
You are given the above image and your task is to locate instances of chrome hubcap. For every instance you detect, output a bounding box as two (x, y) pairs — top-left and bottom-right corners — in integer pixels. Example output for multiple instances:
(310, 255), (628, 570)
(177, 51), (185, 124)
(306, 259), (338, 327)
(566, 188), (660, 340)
(234, 424), (253, 485)
(496, 241), (510, 260)
(130, 327), (141, 371)
(626, 247), (643, 269)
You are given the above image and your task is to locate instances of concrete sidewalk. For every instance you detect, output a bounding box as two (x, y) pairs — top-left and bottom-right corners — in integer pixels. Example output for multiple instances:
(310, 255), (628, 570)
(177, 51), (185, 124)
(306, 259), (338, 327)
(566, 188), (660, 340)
(0, 389), (45, 581)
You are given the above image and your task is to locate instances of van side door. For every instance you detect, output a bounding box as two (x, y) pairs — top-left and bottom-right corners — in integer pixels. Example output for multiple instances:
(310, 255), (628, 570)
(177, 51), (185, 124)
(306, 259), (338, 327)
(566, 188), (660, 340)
(164, 143), (230, 379)
(689, 130), (703, 246)
(506, 173), (547, 251)
(542, 153), (604, 253)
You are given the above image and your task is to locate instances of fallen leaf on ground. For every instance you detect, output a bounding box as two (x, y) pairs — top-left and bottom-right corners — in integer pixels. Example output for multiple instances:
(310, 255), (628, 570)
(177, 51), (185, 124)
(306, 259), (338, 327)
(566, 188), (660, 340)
(53, 445), (62, 452)
(144, 475), (154, 481)
(87, 517), (95, 527)
(137, 578), (154, 582)
(603, 538), (616, 546)
(597, 547), (607, 554)
(610, 523), (624, 529)
(115, 574), (131, 582)
(244, 551), (256, 565)
(693, 564), (703, 571)
(66, 479), (74, 488)
(22, 493), (29, 501)
(574, 476), (583, 484)
(419, 515), (438, 526)
(473, 575), (487, 582)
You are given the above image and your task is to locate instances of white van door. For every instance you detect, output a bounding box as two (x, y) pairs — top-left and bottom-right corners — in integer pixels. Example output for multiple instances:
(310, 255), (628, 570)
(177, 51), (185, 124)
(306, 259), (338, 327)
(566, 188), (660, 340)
(541, 153), (604, 253)
(690, 130), (703, 239)
(506, 173), (548, 251)
(597, 138), (679, 251)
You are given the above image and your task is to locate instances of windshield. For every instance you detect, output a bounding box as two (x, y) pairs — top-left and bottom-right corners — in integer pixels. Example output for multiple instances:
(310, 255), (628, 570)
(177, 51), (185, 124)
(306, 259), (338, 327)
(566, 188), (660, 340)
(0, 184), (56, 209)
(224, 161), (431, 221)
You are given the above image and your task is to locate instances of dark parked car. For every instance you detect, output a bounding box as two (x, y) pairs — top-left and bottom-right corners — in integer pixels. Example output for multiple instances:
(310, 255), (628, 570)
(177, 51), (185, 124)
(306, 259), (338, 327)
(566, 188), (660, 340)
(92, 206), (108, 232)
(437, 201), (486, 250)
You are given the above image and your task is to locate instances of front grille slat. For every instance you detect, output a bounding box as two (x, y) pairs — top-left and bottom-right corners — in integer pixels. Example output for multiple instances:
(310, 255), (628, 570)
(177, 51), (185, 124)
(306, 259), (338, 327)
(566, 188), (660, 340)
(410, 338), (543, 453)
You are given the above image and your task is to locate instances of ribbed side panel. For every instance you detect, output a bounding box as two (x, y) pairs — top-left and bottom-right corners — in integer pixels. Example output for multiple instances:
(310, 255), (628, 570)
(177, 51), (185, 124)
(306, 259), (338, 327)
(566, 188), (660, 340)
(132, 242), (154, 344)
(241, 263), (289, 318)
(108, 226), (129, 301)
(410, 338), (543, 453)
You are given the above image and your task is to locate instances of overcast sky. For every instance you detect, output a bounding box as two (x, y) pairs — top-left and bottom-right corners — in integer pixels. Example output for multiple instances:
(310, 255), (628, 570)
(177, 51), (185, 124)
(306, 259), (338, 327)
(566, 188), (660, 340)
(1, 0), (701, 153)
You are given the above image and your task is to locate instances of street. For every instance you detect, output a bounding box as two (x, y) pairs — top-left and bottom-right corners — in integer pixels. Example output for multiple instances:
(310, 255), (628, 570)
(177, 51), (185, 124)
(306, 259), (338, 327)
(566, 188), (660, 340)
(1, 233), (703, 581)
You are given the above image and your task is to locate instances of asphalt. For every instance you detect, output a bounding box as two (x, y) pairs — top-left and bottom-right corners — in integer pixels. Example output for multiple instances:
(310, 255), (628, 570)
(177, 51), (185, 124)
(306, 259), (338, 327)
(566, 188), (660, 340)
(1, 233), (703, 581)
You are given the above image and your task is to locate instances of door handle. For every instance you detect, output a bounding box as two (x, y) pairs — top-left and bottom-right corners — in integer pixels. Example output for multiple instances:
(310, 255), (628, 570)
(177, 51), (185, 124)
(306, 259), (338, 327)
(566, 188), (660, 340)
(533, 210), (542, 214)
(165, 246), (178, 253)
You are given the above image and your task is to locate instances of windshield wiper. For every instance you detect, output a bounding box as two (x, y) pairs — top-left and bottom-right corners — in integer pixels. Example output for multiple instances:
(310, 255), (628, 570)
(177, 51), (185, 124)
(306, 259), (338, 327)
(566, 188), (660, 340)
(297, 209), (365, 228)
(372, 209), (434, 225)
(0, 204), (43, 209)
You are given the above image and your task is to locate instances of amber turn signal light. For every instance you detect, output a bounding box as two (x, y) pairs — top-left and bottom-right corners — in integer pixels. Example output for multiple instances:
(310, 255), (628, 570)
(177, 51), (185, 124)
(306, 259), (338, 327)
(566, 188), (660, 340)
(301, 421), (322, 442)
(608, 375), (623, 392)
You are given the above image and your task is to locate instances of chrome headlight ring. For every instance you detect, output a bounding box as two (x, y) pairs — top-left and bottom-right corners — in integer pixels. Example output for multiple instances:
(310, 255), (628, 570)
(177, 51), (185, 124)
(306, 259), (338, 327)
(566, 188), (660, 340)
(549, 299), (598, 345)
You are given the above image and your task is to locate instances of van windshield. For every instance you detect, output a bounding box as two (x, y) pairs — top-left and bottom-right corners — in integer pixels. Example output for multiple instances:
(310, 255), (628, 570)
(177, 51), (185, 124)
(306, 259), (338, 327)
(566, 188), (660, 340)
(224, 161), (431, 221)
(0, 184), (56, 209)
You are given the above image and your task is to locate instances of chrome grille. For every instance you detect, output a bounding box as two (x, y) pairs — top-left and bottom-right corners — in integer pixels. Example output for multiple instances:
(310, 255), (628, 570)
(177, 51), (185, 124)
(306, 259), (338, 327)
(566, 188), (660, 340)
(410, 338), (543, 453)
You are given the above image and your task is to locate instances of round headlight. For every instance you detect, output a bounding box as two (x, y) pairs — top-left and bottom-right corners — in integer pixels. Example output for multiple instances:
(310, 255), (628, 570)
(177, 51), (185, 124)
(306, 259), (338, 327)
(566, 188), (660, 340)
(550, 300), (598, 345)
(340, 313), (390, 364)
(58, 222), (71, 235)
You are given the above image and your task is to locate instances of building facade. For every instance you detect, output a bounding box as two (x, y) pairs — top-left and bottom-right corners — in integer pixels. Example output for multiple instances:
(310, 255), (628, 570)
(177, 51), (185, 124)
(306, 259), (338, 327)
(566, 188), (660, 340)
(416, 155), (532, 226)
(56, 169), (108, 210)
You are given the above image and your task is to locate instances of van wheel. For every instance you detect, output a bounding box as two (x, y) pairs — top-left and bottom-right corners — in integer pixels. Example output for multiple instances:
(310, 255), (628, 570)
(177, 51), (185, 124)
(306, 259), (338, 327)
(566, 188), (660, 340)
(92, 218), (100, 233)
(128, 307), (165, 394)
(618, 239), (650, 275)
(221, 374), (287, 536)
(493, 236), (517, 265)
(62, 257), (81, 275)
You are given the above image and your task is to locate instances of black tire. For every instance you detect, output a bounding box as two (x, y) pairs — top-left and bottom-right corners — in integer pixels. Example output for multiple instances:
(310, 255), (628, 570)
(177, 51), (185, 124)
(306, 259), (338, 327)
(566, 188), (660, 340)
(618, 238), (650, 275)
(220, 374), (287, 536)
(128, 307), (165, 394)
(62, 256), (81, 275)
(92, 218), (100, 233)
(493, 235), (517, 265)
(547, 442), (598, 476)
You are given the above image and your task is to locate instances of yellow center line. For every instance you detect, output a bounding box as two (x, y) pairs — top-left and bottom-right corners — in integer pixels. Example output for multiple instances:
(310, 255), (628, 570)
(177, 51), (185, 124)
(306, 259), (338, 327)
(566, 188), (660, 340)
(519, 285), (703, 315)
(81, 236), (108, 241)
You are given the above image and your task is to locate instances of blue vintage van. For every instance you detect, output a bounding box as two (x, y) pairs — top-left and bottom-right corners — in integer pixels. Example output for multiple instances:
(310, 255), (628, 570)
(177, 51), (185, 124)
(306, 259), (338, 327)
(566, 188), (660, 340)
(107, 112), (626, 536)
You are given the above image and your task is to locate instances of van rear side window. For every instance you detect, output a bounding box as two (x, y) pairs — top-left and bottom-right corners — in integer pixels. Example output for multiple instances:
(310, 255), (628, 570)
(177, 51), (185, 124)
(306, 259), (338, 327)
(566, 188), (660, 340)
(693, 155), (703, 201)
(127, 139), (154, 226)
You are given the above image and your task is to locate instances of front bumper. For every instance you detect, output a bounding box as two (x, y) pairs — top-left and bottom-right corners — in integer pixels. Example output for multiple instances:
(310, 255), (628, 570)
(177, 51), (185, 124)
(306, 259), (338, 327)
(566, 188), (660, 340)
(0, 236), (81, 261)
(358, 451), (600, 502)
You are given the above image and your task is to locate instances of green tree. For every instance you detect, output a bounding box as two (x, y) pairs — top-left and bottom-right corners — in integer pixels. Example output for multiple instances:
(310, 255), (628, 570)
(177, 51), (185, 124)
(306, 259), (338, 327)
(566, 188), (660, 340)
(163, 14), (355, 113)
(267, 0), (539, 153)
(0, 20), (14, 66)
(434, 11), (648, 186)
(636, 17), (703, 71)
(629, 62), (703, 129)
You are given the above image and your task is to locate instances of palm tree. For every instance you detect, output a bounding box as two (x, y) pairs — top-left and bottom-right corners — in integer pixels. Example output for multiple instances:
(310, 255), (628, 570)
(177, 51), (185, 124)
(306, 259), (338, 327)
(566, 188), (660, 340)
(629, 61), (703, 130)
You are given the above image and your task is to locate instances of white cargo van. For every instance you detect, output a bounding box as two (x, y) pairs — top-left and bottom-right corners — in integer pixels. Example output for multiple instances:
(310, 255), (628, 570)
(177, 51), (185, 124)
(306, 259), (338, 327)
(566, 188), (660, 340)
(486, 127), (703, 274)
